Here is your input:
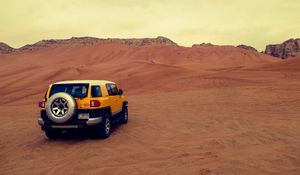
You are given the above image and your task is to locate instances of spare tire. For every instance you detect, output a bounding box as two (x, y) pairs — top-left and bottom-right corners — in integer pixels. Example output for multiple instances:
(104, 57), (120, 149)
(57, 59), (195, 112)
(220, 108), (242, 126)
(46, 92), (76, 124)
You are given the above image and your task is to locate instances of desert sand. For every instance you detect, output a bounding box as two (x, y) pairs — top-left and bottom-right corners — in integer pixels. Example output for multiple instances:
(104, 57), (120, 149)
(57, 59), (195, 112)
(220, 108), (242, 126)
(0, 42), (299, 174)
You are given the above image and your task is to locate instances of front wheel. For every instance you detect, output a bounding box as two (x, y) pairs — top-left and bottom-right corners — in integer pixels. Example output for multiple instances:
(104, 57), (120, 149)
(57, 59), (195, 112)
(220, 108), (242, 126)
(120, 106), (128, 124)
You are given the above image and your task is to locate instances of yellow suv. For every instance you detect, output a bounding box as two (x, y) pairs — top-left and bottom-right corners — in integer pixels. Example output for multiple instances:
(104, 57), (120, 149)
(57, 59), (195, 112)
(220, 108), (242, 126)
(38, 80), (128, 139)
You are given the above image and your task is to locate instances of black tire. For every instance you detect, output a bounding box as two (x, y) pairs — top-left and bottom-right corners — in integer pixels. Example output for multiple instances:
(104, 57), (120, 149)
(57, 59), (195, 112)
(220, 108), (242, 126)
(45, 128), (61, 139)
(91, 112), (111, 139)
(120, 106), (128, 124)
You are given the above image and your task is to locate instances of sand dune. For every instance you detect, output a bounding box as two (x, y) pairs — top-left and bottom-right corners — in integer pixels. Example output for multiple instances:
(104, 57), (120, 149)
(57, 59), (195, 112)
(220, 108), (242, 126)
(0, 42), (299, 174)
(0, 43), (278, 104)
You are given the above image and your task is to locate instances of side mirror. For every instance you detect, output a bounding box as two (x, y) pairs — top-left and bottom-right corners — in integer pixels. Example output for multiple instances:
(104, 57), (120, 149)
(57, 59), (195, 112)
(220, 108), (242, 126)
(118, 89), (123, 95)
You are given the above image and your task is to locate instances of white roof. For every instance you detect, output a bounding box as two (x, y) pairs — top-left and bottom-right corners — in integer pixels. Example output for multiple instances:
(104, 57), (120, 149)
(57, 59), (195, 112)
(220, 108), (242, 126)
(51, 80), (115, 85)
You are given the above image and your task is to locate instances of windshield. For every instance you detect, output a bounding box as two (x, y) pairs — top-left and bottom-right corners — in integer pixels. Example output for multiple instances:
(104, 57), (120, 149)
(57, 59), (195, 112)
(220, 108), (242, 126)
(50, 83), (89, 98)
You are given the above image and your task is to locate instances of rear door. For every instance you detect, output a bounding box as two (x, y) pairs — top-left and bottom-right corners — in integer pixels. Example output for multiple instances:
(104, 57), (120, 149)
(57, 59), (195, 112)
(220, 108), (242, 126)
(49, 83), (90, 109)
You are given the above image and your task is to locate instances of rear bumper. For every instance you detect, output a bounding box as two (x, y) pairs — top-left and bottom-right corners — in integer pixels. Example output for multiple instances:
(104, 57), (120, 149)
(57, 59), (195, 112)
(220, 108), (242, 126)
(38, 118), (44, 126)
(39, 108), (105, 129)
(38, 117), (102, 129)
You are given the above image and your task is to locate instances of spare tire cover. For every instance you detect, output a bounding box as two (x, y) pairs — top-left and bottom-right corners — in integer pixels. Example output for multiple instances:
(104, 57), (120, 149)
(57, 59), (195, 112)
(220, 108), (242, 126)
(46, 92), (76, 124)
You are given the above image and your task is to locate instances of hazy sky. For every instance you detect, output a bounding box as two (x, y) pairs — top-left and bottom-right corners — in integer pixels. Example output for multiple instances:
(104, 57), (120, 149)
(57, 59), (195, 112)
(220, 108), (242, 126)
(0, 0), (299, 50)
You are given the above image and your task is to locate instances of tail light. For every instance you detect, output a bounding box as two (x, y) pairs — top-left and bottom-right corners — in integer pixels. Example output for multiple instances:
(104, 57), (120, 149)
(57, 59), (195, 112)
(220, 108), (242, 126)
(90, 100), (101, 107)
(38, 101), (45, 108)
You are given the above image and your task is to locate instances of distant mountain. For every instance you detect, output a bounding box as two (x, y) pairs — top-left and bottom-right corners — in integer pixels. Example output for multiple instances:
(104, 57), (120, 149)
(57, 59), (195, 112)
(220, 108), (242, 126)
(265, 38), (300, 59)
(237, 45), (258, 52)
(192, 43), (214, 47)
(1, 36), (300, 60)
(18, 36), (177, 52)
(0, 42), (14, 54)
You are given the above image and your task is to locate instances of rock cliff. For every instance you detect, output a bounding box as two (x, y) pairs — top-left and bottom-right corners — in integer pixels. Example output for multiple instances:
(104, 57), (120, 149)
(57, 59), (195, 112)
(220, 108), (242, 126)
(265, 38), (300, 59)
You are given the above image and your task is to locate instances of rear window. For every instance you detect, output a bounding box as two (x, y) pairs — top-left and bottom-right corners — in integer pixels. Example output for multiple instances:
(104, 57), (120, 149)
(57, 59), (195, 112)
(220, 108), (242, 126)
(50, 83), (89, 98)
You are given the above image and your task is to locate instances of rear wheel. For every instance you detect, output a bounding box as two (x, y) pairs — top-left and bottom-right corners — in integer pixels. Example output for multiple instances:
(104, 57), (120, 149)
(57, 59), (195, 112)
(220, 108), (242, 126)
(120, 106), (128, 124)
(91, 112), (111, 139)
(45, 128), (61, 139)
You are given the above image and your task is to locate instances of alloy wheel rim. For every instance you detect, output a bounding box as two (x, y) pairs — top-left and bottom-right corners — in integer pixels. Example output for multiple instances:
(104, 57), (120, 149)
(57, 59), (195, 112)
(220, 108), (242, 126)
(124, 109), (128, 121)
(105, 119), (110, 135)
(51, 98), (69, 117)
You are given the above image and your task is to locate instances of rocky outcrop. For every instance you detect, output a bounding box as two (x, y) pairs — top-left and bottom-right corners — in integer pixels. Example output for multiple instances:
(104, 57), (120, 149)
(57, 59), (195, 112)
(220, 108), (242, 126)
(0, 42), (14, 54)
(18, 36), (177, 51)
(265, 38), (300, 59)
(237, 44), (257, 52)
(122, 36), (177, 46)
(192, 43), (214, 47)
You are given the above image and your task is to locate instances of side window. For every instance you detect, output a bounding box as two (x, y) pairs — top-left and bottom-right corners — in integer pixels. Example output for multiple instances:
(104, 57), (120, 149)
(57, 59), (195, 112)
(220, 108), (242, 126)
(106, 84), (113, 96)
(106, 84), (118, 96)
(110, 84), (119, 96)
(91, 86), (102, 97)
